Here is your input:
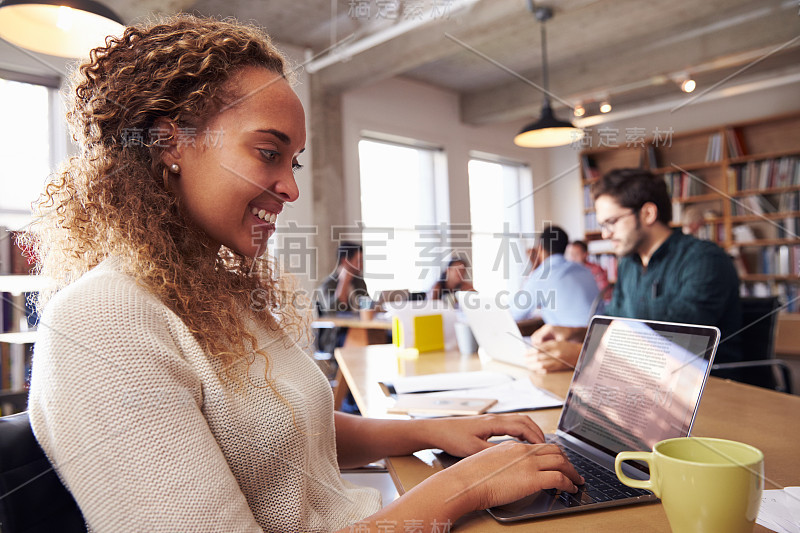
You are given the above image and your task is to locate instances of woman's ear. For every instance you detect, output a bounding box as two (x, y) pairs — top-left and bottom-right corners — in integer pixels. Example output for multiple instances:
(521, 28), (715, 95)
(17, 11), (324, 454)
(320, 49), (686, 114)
(153, 118), (181, 168)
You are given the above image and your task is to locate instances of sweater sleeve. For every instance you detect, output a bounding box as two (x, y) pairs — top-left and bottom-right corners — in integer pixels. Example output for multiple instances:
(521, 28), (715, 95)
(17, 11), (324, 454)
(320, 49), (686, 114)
(28, 272), (264, 533)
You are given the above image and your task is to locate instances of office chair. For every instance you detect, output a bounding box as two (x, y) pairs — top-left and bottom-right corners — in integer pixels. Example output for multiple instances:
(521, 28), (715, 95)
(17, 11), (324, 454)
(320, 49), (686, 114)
(712, 296), (793, 394)
(0, 411), (87, 533)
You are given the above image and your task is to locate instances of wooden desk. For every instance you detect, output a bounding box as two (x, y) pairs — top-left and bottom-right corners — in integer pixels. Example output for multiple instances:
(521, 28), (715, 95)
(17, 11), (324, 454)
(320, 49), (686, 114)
(335, 344), (800, 532)
(312, 315), (392, 347)
(315, 315), (392, 408)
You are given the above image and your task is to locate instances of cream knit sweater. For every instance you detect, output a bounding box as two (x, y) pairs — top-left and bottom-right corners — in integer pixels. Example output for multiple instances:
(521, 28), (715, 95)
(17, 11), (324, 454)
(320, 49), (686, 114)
(28, 259), (381, 532)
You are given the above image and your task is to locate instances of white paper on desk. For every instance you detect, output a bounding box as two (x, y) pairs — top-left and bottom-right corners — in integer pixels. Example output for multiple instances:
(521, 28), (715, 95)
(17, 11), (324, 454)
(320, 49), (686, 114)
(408, 379), (563, 417)
(383, 371), (513, 394)
(757, 487), (800, 533)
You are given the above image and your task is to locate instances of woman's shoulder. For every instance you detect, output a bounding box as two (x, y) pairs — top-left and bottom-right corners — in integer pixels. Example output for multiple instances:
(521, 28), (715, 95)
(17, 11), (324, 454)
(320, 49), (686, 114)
(35, 259), (200, 371)
(43, 258), (175, 331)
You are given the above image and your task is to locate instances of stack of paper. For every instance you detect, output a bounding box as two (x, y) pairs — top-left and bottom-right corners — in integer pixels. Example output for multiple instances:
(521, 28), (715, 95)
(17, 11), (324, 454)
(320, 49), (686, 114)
(758, 487), (800, 533)
(380, 371), (563, 417)
(420, 379), (563, 414)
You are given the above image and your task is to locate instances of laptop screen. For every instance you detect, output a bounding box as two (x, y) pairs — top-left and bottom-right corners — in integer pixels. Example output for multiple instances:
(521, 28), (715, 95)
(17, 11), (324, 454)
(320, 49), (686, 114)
(558, 316), (719, 468)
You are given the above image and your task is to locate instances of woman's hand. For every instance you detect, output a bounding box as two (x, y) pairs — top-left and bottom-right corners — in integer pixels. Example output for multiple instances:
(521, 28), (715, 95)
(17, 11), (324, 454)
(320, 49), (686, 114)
(431, 441), (584, 514)
(421, 414), (545, 458)
(361, 440), (584, 531)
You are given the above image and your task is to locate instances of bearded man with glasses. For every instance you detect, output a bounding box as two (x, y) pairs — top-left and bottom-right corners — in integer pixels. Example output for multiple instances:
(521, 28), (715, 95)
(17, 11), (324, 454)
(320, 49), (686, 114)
(525, 168), (742, 378)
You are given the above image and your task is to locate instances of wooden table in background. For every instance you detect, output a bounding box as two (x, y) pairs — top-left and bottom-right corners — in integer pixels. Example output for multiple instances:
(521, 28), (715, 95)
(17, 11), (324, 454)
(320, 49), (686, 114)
(335, 344), (800, 532)
(313, 314), (392, 408)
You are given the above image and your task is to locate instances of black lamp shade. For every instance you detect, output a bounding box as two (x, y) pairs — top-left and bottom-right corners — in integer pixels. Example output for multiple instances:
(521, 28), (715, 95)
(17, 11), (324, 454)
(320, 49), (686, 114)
(514, 101), (583, 148)
(0, 0), (124, 58)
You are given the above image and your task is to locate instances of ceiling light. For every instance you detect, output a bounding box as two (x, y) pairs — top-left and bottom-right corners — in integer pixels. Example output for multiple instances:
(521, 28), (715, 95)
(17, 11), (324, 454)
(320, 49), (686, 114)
(514, 6), (583, 148)
(599, 100), (612, 113)
(573, 103), (585, 117)
(0, 0), (124, 58)
(681, 78), (696, 93)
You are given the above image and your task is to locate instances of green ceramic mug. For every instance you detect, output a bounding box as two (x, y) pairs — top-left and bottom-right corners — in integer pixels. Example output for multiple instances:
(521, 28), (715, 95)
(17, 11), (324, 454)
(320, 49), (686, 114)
(615, 437), (764, 533)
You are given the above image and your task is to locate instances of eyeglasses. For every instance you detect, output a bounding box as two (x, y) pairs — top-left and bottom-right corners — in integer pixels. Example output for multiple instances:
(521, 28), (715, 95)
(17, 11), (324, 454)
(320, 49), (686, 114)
(598, 210), (636, 233)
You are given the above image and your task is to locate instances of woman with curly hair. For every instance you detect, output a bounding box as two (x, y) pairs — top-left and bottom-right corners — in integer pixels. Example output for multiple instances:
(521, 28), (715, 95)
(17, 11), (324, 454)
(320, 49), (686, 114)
(24, 15), (582, 532)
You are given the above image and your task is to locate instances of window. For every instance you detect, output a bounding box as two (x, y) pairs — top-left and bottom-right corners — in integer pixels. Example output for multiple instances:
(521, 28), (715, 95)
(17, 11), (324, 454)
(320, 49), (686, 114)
(357, 138), (448, 295)
(0, 73), (64, 230)
(468, 158), (535, 296)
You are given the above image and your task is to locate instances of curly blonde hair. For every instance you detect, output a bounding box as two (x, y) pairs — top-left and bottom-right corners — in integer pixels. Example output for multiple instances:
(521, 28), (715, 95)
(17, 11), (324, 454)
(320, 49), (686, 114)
(24, 14), (310, 385)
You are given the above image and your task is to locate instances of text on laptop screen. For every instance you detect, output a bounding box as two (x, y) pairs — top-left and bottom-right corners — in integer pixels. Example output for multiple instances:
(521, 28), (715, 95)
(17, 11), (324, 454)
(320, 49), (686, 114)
(559, 317), (718, 460)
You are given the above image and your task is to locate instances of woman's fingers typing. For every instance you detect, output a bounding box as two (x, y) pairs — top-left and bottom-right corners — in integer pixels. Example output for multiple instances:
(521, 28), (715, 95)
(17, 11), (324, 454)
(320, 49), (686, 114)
(443, 440), (585, 513)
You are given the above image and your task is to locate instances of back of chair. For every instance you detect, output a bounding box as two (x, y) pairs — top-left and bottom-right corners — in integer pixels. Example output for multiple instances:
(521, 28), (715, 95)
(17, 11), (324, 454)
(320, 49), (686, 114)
(0, 412), (86, 533)
(737, 296), (780, 389)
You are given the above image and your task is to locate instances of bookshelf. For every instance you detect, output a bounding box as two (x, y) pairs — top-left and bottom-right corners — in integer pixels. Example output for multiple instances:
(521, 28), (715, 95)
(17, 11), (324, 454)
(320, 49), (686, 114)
(0, 229), (45, 415)
(580, 110), (800, 316)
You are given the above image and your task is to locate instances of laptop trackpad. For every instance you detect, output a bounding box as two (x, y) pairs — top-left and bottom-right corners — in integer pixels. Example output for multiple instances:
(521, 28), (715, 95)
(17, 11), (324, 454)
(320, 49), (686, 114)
(490, 490), (565, 518)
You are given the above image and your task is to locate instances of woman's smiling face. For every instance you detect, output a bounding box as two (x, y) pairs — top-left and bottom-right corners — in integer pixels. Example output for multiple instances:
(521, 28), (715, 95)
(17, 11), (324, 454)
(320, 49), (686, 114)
(165, 66), (306, 257)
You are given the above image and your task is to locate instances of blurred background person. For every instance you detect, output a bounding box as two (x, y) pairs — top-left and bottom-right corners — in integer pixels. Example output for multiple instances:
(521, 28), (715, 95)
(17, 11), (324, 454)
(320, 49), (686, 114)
(429, 256), (476, 304)
(510, 225), (599, 328)
(316, 241), (369, 314)
(682, 205), (710, 240)
(565, 240), (609, 294)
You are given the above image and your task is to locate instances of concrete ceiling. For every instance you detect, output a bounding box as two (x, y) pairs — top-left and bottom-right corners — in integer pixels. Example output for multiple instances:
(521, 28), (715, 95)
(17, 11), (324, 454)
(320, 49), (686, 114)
(62, 0), (800, 125)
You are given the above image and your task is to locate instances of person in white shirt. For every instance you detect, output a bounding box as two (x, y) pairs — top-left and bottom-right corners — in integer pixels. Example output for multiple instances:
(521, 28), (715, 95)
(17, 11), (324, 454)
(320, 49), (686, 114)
(24, 14), (582, 533)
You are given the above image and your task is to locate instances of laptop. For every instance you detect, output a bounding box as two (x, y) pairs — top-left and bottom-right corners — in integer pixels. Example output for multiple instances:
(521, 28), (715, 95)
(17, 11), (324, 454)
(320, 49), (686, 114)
(456, 292), (529, 367)
(486, 315), (720, 521)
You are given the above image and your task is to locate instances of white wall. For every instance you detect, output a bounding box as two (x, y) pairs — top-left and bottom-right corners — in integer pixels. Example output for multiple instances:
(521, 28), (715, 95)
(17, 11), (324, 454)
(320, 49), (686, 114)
(341, 76), (558, 248)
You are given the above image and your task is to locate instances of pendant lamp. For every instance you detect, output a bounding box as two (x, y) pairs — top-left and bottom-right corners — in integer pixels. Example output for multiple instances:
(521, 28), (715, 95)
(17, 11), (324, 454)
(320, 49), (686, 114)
(514, 6), (583, 148)
(0, 0), (124, 58)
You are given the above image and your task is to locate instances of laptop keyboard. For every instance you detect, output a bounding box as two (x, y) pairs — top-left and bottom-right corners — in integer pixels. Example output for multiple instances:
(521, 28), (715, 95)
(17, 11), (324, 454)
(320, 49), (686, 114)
(550, 445), (652, 506)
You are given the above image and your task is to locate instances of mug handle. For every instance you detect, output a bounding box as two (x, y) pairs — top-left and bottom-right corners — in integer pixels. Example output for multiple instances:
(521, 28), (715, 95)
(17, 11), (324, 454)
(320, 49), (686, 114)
(615, 452), (656, 494)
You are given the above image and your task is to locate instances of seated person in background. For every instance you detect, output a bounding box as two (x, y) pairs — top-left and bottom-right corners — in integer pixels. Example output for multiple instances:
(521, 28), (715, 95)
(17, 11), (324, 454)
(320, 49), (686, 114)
(315, 241), (370, 355)
(565, 239), (610, 294)
(25, 16), (582, 532)
(316, 241), (369, 314)
(510, 225), (599, 328)
(429, 256), (475, 302)
(682, 205), (710, 240)
(527, 168), (742, 375)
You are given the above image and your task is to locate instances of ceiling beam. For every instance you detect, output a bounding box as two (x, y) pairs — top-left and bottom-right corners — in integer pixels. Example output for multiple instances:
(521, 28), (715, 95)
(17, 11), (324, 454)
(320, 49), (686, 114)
(461, 4), (800, 125)
(311, 0), (589, 94)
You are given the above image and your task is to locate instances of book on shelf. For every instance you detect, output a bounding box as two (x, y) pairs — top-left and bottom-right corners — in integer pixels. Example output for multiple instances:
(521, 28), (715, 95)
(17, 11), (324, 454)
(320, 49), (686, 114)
(705, 132), (723, 162)
(735, 245), (800, 277)
(588, 253), (618, 284)
(732, 224), (757, 243)
(775, 283), (800, 313)
(724, 127), (747, 158)
(646, 144), (658, 169)
(671, 201), (682, 225)
(584, 211), (598, 232)
(664, 171), (704, 199)
(581, 155), (600, 181)
(733, 157), (799, 191)
(583, 184), (593, 210)
(731, 194), (786, 217)
(776, 217), (800, 240)
(728, 246), (750, 278)
(740, 281), (772, 298)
